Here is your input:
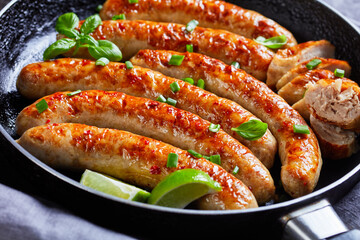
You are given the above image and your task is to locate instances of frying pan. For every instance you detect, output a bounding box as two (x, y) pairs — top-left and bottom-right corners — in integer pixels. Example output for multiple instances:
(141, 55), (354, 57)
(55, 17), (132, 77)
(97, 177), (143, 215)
(0, 0), (359, 239)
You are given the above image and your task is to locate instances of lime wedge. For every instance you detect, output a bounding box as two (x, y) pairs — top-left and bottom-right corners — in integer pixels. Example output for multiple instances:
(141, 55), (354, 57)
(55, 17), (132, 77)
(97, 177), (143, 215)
(147, 169), (222, 208)
(80, 169), (150, 202)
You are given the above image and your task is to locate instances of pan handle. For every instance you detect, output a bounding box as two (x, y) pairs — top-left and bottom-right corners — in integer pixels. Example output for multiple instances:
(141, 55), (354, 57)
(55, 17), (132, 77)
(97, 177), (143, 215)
(280, 199), (360, 240)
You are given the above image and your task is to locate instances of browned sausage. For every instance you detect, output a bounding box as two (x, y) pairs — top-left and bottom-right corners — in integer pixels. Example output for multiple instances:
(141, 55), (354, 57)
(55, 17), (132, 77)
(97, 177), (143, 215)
(99, 0), (297, 48)
(58, 20), (275, 80)
(17, 123), (258, 210)
(16, 58), (277, 168)
(266, 40), (335, 89)
(16, 90), (275, 204)
(131, 49), (322, 198)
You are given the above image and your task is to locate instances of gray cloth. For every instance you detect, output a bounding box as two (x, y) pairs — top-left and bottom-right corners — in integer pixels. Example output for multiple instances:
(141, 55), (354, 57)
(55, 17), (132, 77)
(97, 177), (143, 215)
(0, 183), (135, 240)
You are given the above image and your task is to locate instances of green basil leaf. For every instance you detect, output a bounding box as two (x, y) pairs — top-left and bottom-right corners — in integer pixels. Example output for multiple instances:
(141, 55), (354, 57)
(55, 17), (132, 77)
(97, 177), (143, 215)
(79, 35), (99, 47)
(55, 12), (79, 34)
(88, 40), (122, 61)
(43, 38), (77, 61)
(57, 28), (80, 39)
(231, 119), (268, 141)
(80, 14), (102, 35)
(255, 35), (287, 49)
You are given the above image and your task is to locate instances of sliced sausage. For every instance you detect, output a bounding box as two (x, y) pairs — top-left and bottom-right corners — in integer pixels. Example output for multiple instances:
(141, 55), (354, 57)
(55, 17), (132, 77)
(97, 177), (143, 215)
(266, 40), (335, 89)
(310, 115), (358, 160)
(305, 79), (360, 131)
(276, 57), (351, 90)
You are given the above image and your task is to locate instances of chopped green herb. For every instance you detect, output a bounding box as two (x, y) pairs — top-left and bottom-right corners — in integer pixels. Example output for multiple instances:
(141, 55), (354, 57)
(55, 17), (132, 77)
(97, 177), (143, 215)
(231, 119), (268, 141)
(186, 19), (199, 32)
(128, 0), (138, 3)
(182, 77), (194, 85)
(197, 79), (205, 89)
(112, 14), (126, 20)
(67, 90), (82, 96)
(96, 5), (103, 12)
(254, 35), (287, 49)
(125, 61), (133, 69)
(170, 82), (180, 93)
(166, 98), (177, 106)
(231, 61), (240, 69)
(293, 124), (310, 134)
(156, 95), (166, 103)
(36, 99), (49, 114)
(209, 155), (221, 165)
(167, 153), (178, 168)
(232, 166), (239, 175)
(187, 150), (202, 158)
(169, 55), (185, 66)
(186, 44), (193, 53)
(306, 59), (322, 70)
(334, 68), (345, 78)
(203, 156), (210, 160)
(209, 123), (220, 133)
(95, 57), (110, 66)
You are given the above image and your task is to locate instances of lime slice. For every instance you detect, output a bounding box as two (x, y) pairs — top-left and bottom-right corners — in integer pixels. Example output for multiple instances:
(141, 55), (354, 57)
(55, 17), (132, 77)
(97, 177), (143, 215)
(147, 169), (222, 208)
(80, 169), (150, 202)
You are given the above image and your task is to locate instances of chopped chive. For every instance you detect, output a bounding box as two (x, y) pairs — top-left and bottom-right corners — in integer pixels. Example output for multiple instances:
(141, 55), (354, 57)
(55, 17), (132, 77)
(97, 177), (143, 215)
(112, 14), (126, 20)
(334, 68), (345, 78)
(167, 153), (178, 168)
(306, 59), (322, 70)
(128, 0), (138, 3)
(209, 123), (220, 133)
(186, 19), (199, 32)
(170, 82), (180, 93)
(186, 44), (193, 53)
(293, 124), (310, 134)
(95, 57), (110, 66)
(166, 97), (177, 106)
(187, 150), (202, 158)
(232, 166), (239, 175)
(231, 61), (240, 69)
(169, 55), (185, 66)
(254, 35), (287, 49)
(210, 155), (221, 165)
(125, 61), (133, 69)
(67, 90), (82, 96)
(203, 155), (210, 160)
(36, 99), (48, 114)
(197, 79), (205, 89)
(96, 5), (103, 12)
(182, 77), (194, 85)
(156, 95), (166, 103)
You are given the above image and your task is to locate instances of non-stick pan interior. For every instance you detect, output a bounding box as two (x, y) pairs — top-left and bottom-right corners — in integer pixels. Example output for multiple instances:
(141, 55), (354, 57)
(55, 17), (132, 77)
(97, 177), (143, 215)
(0, 0), (359, 238)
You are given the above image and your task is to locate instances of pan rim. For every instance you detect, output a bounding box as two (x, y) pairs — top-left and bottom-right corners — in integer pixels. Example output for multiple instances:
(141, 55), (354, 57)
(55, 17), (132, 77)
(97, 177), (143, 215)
(0, 0), (360, 216)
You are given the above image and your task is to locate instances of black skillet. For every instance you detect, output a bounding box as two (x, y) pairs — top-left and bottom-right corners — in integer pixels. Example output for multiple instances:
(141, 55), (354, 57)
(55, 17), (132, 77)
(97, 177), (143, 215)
(0, 0), (359, 239)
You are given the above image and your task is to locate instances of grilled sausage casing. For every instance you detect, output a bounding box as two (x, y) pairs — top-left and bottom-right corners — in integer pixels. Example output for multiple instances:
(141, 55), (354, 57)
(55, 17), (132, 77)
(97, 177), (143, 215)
(59, 20), (274, 81)
(16, 90), (275, 204)
(131, 49), (322, 198)
(17, 123), (258, 210)
(100, 0), (297, 48)
(16, 58), (277, 169)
